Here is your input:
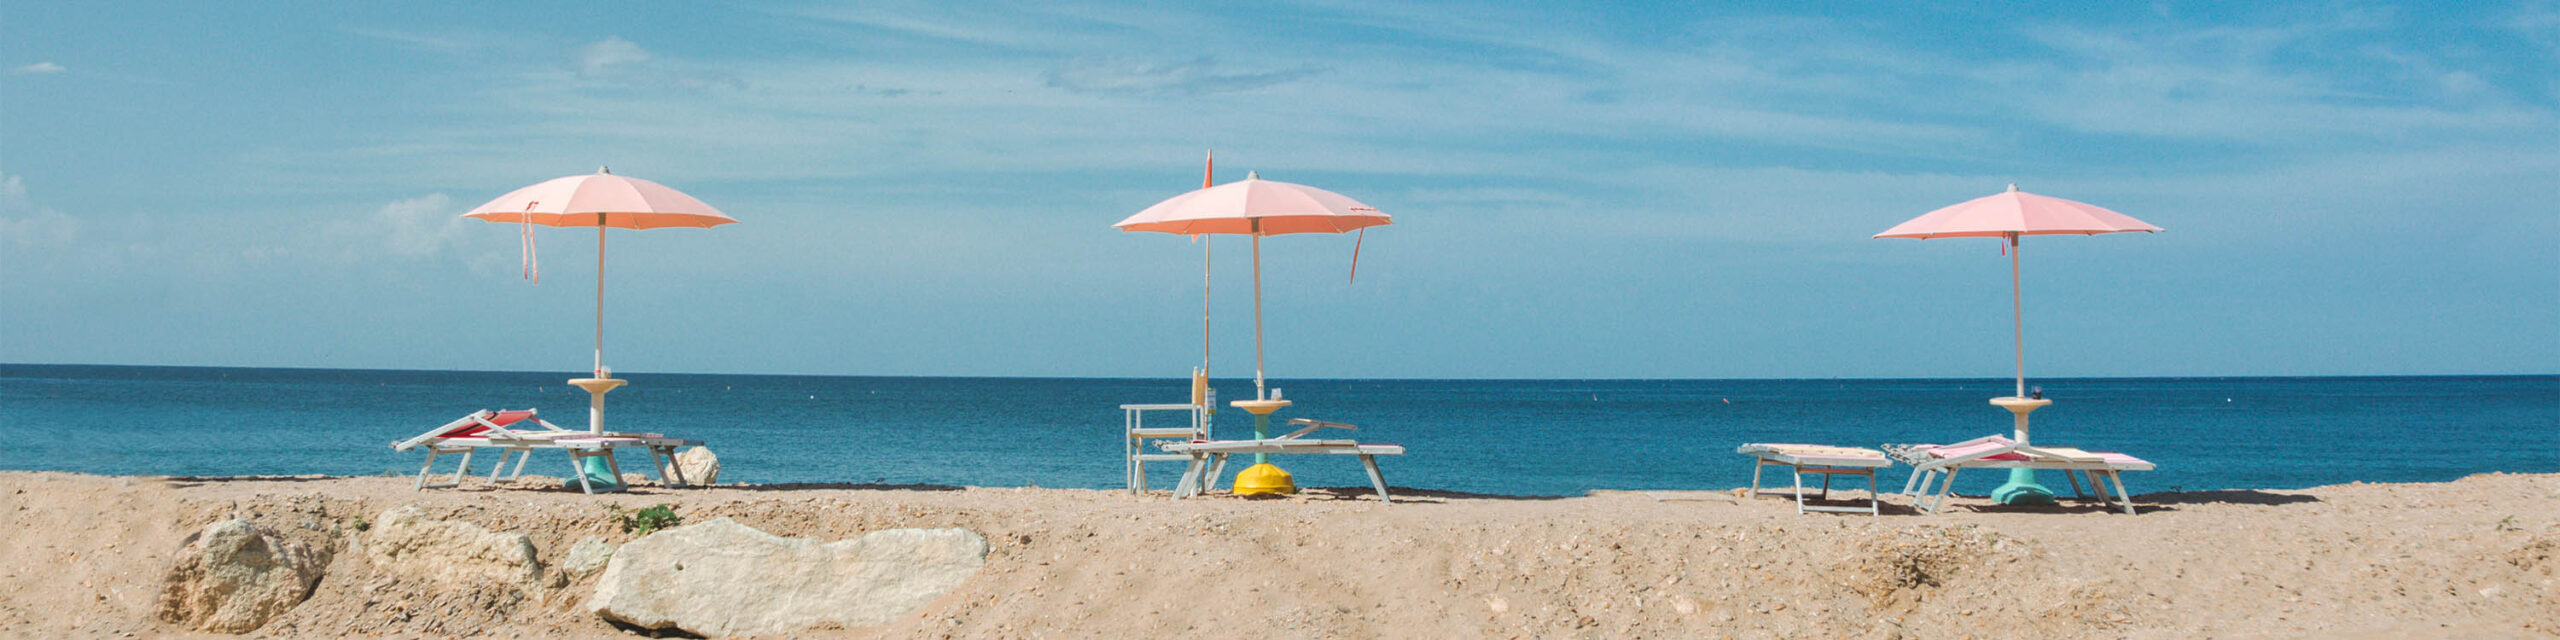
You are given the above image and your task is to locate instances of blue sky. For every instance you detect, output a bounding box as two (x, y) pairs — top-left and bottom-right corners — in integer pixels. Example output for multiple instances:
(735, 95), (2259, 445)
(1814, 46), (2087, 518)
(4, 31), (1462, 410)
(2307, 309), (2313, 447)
(3, 1), (2555, 379)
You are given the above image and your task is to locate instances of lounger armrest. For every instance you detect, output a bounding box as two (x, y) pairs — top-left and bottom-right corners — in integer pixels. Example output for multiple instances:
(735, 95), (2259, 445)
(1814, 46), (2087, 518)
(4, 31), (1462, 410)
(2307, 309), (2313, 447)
(1280, 418), (1357, 440)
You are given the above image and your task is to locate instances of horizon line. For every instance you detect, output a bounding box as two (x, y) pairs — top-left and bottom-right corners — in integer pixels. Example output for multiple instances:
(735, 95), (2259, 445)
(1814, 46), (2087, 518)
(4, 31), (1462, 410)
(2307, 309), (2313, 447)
(5, 361), (2553, 383)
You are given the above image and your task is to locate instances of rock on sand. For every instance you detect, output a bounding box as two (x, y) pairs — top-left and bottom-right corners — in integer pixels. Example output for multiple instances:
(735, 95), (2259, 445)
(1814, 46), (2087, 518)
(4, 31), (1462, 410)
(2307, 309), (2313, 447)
(667, 446), (719, 485)
(156, 519), (328, 633)
(362, 505), (545, 587)
(589, 518), (988, 637)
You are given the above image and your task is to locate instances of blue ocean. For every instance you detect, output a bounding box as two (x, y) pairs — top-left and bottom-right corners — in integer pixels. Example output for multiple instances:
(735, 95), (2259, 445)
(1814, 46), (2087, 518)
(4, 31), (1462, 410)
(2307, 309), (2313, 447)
(3, 364), (2553, 496)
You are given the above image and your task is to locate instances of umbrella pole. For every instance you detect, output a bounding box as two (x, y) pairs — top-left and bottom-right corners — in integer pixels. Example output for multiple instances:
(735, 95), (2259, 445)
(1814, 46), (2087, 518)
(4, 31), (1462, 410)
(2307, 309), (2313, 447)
(1251, 226), (1266, 401)
(2010, 233), (2023, 399)
(1992, 231), (2055, 505)
(1203, 236), (1212, 381)
(596, 225), (607, 379)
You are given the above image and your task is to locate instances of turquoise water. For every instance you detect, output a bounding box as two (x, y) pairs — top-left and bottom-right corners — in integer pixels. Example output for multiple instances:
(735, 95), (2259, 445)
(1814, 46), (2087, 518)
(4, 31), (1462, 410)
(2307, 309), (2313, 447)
(2, 364), (2552, 496)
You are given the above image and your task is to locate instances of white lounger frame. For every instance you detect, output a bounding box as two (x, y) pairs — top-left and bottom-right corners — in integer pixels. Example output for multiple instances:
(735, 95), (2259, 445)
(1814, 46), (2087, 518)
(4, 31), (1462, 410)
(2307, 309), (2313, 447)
(394, 410), (700, 494)
(1122, 402), (1208, 494)
(1160, 418), (1404, 503)
(1900, 435), (2151, 515)
(1738, 446), (1890, 516)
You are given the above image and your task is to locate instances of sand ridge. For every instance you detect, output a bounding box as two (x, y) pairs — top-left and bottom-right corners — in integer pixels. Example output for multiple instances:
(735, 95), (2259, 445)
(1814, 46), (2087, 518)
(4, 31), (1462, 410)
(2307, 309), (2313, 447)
(1, 471), (2553, 638)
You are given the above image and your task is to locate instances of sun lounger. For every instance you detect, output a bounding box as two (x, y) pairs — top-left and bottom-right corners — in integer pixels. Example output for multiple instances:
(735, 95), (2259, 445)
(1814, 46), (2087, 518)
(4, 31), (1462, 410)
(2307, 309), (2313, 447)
(392, 409), (703, 494)
(1893, 435), (2152, 515)
(1160, 418), (1404, 503)
(1736, 443), (1891, 515)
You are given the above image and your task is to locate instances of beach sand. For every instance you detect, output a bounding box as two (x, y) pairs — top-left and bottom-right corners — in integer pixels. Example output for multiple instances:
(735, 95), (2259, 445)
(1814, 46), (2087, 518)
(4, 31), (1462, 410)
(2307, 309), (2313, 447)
(2, 470), (2552, 638)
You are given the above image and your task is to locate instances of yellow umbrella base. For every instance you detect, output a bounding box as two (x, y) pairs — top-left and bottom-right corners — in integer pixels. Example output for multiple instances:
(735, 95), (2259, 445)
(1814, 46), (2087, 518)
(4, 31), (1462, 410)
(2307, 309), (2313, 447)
(1231, 463), (1296, 495)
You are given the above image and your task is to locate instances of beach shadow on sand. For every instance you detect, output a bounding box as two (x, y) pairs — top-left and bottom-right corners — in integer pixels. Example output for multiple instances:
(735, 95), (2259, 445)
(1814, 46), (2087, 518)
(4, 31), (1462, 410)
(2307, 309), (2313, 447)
(2139, 489), (2322, 507)
(157, 475), (345, 489)
(722, 481), (965, 493)
(1175, 486), (1575, 504)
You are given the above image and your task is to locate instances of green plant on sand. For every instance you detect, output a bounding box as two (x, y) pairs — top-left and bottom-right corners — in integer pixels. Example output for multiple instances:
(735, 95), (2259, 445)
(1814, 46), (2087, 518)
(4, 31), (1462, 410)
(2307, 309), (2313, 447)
(607, 503), (683, 536)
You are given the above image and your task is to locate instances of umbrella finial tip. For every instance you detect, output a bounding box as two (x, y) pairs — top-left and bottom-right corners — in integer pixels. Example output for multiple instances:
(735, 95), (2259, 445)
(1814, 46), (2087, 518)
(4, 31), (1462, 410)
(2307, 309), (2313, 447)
(1247, 170), (1259, 180)
(2006, 183), (2018, 192)
(598, 166), (612, 175)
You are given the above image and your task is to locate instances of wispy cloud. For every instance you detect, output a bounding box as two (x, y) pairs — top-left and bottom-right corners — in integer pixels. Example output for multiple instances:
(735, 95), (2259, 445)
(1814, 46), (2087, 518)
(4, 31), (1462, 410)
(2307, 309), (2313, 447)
(10, 61), (65, 75)
(578, 36), (650, 76)
(320, 193), (466, 261)
(343, 27), (474, 53)
(569, 36), (743, 91)
(1044, 56), (1326, 96)
(0, 173), (81, 249)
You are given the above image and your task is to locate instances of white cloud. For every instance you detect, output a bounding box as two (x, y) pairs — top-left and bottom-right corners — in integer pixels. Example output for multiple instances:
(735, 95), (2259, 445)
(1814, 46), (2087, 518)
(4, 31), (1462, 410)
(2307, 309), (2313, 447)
(577, 36), (650, 76)
(321, 193), (464, 260)
(343, 27), (473, 53)
(0, 173), (80, 249)
(10, 61), (65, 75)
(1045, 56), (1325, 96)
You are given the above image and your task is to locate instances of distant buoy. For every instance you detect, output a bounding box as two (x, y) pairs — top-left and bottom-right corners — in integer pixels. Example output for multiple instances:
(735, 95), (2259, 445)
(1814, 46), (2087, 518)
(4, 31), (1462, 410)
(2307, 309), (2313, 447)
(1722, 398), (1730, 404)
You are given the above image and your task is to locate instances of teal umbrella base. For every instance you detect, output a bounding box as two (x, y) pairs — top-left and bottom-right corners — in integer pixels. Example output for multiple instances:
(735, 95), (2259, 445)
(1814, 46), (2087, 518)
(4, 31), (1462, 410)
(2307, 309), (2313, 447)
(1990, 468), (2057, 505)
(563, 456), (622, 491)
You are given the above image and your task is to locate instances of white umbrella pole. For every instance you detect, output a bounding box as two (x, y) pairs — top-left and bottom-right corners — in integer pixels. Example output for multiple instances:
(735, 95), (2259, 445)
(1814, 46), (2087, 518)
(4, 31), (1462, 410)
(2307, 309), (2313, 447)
(1203, 236), (1213, 379)
(596, 225), (607, 378)
(1251, 225), (1266, 401)
(2009, 233), (2024, 399)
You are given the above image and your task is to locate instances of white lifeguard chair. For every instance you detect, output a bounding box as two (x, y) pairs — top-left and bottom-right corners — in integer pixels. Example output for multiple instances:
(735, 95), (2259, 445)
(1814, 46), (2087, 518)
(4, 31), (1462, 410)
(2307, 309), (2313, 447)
(1122, 369), (1214, 494)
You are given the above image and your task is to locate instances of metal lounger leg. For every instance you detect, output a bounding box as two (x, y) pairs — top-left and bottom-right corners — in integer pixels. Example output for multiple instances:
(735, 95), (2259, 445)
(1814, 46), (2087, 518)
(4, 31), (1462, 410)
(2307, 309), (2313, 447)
(415, 449), (441, 490)
(1819, 471), (1834, 500)
(570, 451), (595, 494)
(509, 449), (533, 480)
(449, 450), (475, 488)
(1206, 453), (1230, 492)
(489, 450), (512, 483)
(664, 446), (692, 487)
(1751, 459), (1766, 498)
(2065, 470), (2088, 500)
(1866, 470), (1881, 516)
(1359, 455), (1391, 504)
(1901, 467), (1928, 496)
(603, 450), (626, 487)
(1791, 466), (1808, 515)
(1174, 455), (1206, 499)
(643, 447), (671, 487)
(2108, 471), (2136, 515)
(1926, 467), (1962, 515)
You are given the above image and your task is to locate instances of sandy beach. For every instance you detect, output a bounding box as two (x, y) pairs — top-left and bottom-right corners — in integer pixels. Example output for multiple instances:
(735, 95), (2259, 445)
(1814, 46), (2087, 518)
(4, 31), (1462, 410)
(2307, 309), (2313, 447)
(1, 470), (2552, 638)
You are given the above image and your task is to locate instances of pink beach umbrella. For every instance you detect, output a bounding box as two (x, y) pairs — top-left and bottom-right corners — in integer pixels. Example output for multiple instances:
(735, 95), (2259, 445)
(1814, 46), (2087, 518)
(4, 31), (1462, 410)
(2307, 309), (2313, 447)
(1875, 184), (2161, 399)
(463, 168), (737, 379)
(1116, 171), (1389, 401)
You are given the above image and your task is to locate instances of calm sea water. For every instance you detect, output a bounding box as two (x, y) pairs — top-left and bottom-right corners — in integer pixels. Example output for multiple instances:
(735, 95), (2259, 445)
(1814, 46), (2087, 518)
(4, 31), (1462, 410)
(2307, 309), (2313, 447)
(2, 364), (2552, 496)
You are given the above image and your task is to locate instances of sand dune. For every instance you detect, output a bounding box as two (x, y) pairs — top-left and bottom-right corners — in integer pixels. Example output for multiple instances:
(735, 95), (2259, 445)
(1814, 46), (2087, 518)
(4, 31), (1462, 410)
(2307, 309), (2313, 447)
(1, 471), (2551, 638)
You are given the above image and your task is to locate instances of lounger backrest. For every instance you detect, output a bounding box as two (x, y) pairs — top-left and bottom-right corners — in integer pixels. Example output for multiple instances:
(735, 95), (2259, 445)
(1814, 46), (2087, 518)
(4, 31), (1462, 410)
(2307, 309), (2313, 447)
(487, 410), (537, 427)
(393, 410), (497, 451)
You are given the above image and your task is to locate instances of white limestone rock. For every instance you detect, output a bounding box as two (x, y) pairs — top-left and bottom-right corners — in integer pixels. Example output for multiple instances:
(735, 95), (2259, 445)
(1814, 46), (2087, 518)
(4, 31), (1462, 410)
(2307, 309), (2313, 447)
(665, 446), (720, 485)
(362, 505), (544, 587)
(155, 519), (328, 633)
(563, 537), (615, 577)
(588, 518), (987, 637)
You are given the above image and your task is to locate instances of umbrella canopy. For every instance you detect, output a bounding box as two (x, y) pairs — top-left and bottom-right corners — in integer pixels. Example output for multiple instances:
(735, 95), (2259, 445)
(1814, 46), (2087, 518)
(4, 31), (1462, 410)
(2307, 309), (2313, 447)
(1115, 172), (1388, 235)
(464, 168), (738, 229)
(1876, 184), (2159, 399)
(464, 168), (736, 379)
(1116, 172), (1389, 400)
(1876, 185), (2158, 239)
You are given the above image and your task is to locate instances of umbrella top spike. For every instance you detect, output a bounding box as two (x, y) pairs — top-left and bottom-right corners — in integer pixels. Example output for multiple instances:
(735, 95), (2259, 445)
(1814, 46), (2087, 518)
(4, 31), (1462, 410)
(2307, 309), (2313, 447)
(598, 166), (612, 175)
(1246, 171), (1259, 180)
(2006, 183), (2018, 193)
